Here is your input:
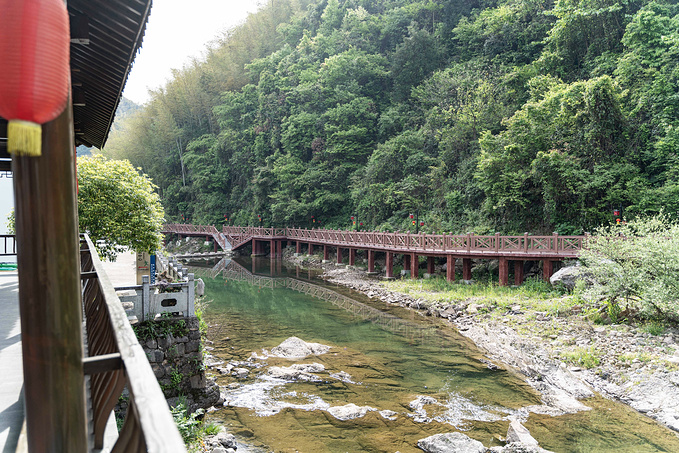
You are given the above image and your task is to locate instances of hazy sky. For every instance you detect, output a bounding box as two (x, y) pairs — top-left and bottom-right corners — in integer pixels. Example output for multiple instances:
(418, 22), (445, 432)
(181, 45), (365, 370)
(123, 0), (263, 104)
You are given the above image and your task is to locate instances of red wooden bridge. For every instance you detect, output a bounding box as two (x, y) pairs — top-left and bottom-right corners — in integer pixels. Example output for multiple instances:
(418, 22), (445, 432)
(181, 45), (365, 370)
(162, 224), (586, 286)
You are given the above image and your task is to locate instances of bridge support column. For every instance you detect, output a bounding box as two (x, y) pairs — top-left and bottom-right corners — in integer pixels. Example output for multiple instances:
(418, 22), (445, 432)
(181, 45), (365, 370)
(214, 240), (218, 253)
(337, 247), (343, 264)
(296, 241), (301, 254)
(499, 257), (509, 286)
(427, 257), (435, 275)
(308, 243), (313, 256)
(410, 253), (418, 279)
(385, 252), (394, 278)
(463, 258), (472, 280)
(323, 245), (329, 261)
(367, 250), (375, 273)
(270, 240), (274, 257)
(349, 248), (356, 266)
(543, 260), (554, 282)
(404, 254), (411, 273)
(514, 260), (525, 286)
(447, 256), (456, 282)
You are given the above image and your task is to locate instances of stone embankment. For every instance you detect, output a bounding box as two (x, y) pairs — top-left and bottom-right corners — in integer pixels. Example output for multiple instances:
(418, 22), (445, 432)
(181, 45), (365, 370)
(315, 263), (679, 435)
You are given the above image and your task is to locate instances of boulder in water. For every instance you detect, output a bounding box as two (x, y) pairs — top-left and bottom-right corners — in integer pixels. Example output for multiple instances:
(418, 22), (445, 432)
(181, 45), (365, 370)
(267, 363), (326, 381)
(327, 403), (376, 421)
(417, 432), (485, 453)
(270, 337), (330, 358)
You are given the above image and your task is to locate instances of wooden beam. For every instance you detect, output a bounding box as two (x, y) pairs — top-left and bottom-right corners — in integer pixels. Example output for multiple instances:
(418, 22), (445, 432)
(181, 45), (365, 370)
(12, 99), (88, 451)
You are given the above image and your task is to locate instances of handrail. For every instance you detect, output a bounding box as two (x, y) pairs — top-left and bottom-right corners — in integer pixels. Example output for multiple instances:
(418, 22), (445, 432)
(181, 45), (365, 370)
(161, 224), (585, 257)
(0, 234), (16, 256)
(80, 234), (187, 452)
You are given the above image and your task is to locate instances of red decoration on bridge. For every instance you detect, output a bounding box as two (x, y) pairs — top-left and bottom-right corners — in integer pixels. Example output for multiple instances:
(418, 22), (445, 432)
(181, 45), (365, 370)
(0, 0), (71, 156)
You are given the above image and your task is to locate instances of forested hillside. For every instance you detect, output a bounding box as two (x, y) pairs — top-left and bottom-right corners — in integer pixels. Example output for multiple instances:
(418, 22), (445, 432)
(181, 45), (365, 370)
(103, 0), (679, 234)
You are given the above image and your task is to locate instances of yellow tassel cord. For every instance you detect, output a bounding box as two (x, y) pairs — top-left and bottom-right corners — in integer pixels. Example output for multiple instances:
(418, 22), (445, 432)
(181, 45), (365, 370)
(8, 120), (42, 157)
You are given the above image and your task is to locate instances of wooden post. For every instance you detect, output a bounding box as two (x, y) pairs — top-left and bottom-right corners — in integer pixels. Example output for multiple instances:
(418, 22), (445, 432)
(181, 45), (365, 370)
(308, 242), (313, 256)
(368, 250), (375, 273)
(427, 256), (435, 275)
(349, 248), (356, 266)
(12, 101), (88, 450)
(337, 247), (343, 264)
(543, 260), (554, 281)
(410, 253), (418, 279)
(514, 260), (525, 286)
(385, 252), (394, 278)
(404, 254), (411, 272)
(499, 257), (509, 286)
(463, 258), (472, 280)
(323, 245), (329, 261)
(447, 256), (456, 282)
(296, 240), (301, 254)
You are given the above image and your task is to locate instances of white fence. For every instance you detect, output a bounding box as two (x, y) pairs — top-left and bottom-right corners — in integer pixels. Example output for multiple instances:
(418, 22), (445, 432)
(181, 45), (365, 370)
(116, 273), (195, 322)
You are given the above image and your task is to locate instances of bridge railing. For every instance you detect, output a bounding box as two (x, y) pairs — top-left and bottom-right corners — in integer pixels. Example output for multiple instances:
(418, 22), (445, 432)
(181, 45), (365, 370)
(1, 234), (16, 256)
(80, 234), (186, 452)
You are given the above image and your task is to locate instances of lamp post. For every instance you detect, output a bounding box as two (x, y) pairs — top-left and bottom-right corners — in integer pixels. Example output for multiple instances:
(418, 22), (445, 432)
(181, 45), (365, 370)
(613, 207), (622, 224)
(258, 213), (262, 227)
(409, 211), (422, 233)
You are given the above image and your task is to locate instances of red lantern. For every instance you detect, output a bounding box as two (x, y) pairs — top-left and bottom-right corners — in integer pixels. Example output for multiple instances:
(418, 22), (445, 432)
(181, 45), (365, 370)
(0, 0), (71, 156)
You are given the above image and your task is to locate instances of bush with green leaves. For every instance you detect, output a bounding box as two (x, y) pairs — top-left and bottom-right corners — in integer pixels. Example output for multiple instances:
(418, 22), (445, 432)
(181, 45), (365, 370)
(579, 214), (679, 322)
(5, 208), (14, 235)
(77, 155), (165, 261)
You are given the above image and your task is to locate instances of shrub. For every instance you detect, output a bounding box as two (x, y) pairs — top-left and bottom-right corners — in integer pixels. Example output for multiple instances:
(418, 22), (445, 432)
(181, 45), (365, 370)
(579, 214), (679, 322)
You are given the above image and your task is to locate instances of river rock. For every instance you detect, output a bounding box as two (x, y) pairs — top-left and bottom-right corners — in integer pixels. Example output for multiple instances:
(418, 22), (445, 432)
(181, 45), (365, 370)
(417, 432), (485, 453)
(506, 420), (538, 446)
(196, 278), (205, 296)
(267, 363), (326, 381)
(327, 403), (376, 421)
(270, 337), (331, 358)
(549, 265), (592, 290)
(379, 409), (398, 420)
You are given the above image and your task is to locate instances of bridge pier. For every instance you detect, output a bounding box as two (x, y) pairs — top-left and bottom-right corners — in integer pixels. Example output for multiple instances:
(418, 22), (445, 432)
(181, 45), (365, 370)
(385, 252), (394, 279)
(543, 260), (554, 281)
(337, 247), (343, 264)
(427, 257), (435, 275)
(514, 260), (524, 286)
(447, 256), (455, 282)
(296, 241), (301, 254)
(410, 253), (418, 279)
(463, 258), (472, 280)
(349, 248), (356, 266)
(323, 245), (329, 261)
(308, 243), (313, 256)
(367, 250), (376, 274)
(404, 254), (411, 274)
(499, 257), (509, 286)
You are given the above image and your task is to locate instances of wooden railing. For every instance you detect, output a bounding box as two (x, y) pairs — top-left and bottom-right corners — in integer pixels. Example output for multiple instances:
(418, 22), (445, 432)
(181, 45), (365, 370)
(162, 224), (585, 257)
(80, 235), (186, 452)
(0, 234), (16, 256)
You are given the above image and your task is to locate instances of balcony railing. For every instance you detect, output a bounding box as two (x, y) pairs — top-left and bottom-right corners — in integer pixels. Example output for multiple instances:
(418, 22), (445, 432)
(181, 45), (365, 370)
(1, 234), (16, 256)
(80, 234), (187, 452)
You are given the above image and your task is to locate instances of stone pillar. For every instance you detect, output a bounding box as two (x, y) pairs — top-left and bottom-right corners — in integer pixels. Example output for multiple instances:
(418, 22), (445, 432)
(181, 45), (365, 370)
(410, 253), (418, 279)
(499, 257), (509, 286)
(543, 260), (554, 282)
(349, 248), (356, 266)
(447, 256), (456, 282)
(463, 258), (472, 280)
(514, 260), (524, 286)
(385, 252), (394, 278)
(337, 247), (343, 264)
(427, 256), (435, 275)
(368, 250), (375, 273)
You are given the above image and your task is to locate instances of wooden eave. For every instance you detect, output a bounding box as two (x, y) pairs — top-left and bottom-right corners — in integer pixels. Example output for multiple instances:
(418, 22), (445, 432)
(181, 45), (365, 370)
(0, 0), (152, 172)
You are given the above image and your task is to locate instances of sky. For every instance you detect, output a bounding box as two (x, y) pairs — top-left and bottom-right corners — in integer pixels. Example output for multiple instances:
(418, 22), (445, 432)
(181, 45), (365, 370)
(123, 0), (264, 105)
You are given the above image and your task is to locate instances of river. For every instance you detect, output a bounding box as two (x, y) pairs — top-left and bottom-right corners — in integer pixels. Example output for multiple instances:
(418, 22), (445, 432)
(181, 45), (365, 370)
(190, 257), (679, 453)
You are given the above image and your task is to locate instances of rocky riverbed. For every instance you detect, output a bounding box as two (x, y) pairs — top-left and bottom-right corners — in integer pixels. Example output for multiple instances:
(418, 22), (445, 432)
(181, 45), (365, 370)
(308, 260), (679, 436)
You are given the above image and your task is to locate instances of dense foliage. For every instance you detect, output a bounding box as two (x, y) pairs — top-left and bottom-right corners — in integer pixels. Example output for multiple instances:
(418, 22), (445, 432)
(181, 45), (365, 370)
(77, 156), (165, 260)
(580, 215), (679, 322)
(105, 0), (679, 234)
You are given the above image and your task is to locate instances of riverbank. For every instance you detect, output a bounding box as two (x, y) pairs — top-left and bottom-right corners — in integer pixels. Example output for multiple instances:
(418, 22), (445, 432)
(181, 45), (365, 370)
(284, 252), (679, 436)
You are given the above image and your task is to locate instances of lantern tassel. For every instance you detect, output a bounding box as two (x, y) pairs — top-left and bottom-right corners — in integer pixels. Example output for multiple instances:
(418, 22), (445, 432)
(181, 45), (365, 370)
(8, 120), (42, 157)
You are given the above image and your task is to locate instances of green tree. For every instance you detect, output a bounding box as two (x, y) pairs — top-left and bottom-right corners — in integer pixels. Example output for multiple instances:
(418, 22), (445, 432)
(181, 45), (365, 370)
(77, 156), (165, 261)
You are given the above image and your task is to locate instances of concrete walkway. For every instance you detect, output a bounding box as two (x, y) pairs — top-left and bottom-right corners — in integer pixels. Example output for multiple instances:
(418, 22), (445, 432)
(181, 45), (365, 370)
(0, 271), (22, 453)
(101, 250), (137, 288)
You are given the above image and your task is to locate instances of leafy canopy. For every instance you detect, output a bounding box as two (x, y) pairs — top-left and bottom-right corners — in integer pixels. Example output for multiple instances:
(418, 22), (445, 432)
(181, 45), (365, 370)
(77, 155), (165, 261)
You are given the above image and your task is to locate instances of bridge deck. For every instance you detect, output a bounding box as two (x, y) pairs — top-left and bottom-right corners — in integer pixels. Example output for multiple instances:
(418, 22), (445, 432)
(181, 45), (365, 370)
(0, 270), (23, 453)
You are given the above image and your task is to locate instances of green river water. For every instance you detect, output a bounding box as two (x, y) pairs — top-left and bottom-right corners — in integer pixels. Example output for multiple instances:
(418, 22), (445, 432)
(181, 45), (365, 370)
(193, 257), (679, 453)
